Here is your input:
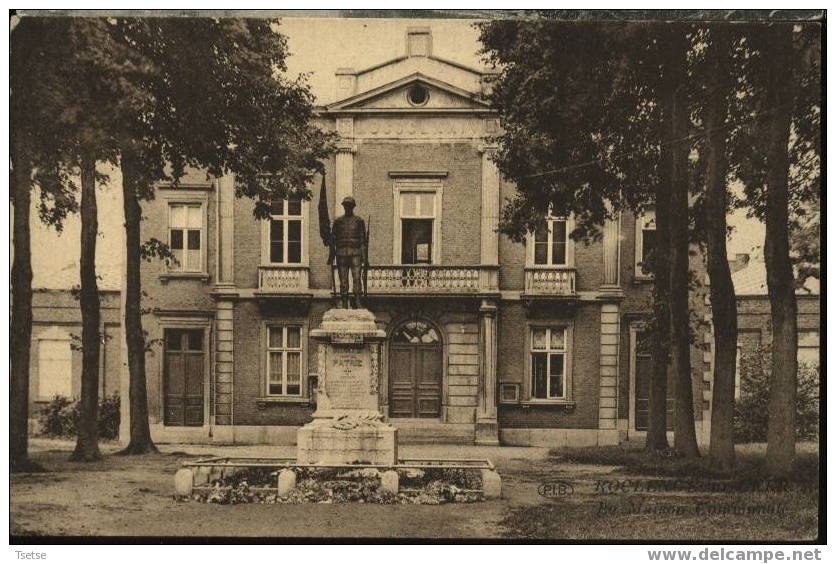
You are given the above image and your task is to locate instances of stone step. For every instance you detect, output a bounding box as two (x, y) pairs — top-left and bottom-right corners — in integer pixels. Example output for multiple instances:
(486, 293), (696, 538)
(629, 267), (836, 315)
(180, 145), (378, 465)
(390, 420), (475, 445)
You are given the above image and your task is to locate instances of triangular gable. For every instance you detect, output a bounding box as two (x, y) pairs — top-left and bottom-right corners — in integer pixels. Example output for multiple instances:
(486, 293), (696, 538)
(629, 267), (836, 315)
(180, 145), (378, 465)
(323, 73), (492, 114)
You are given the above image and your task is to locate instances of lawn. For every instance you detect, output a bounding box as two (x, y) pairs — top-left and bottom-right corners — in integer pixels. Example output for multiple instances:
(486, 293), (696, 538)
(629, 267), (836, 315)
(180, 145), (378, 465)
(11, 439), (820, 541)
(501, 443), (820, 541)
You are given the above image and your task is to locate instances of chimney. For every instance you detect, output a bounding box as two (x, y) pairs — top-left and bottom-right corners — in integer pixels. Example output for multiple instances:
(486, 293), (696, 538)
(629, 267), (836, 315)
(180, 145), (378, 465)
(335, 68), (357, 101)
(406, 27), (432, 57)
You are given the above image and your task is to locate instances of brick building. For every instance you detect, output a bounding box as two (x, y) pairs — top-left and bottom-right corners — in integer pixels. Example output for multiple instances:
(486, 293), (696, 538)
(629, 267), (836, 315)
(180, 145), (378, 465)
(29, 263), (122, 430)
(130, 28), (713, 446)
(731, 258), (820, 398)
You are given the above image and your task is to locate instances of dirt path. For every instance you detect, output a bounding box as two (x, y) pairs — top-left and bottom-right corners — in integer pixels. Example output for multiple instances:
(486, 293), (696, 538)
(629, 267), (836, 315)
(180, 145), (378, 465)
(12, 439), (555, 538)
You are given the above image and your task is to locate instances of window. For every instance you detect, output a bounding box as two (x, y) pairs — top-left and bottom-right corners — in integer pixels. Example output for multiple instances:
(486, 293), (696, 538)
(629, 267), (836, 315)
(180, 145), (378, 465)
(533, 218), (569, 266)
(266, 326), (303, 396)
(38, 330), (72, 399)
(636, 209), (656, 277)
(530, 327), (568, 400)
(393, 184), (442, 264)
(407, 84), (430, 106)
(268, 197), (304, 264)
(168, 203), (203, 272)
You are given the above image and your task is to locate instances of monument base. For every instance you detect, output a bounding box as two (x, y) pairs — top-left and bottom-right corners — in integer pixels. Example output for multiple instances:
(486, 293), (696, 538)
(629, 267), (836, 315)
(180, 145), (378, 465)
(297, 414), (398, 466)
(300, 308), (396, 465)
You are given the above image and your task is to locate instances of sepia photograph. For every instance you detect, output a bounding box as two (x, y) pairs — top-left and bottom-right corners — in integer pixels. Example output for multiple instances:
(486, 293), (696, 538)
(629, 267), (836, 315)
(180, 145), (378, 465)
(7, 5), (825, 551)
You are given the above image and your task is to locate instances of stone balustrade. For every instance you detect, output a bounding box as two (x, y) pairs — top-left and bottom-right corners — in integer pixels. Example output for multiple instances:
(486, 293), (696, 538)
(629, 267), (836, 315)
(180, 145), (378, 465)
(523, 267), (576, 296)
(258, 265), (310, 293)
(366, 265), (484, 294)
(257, 265), (502, 294)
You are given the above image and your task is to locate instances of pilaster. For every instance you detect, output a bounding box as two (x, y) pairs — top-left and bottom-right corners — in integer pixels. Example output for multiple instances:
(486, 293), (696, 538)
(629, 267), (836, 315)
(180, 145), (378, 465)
(476, 298), (500, 445)
(598, 302), (620, 441)
(478, 144), (500, 267)
(601, 207), (621, 290)
(334, 123), (356, 215)
(214, 300), (234, 425)
(216, 173), (236, 286)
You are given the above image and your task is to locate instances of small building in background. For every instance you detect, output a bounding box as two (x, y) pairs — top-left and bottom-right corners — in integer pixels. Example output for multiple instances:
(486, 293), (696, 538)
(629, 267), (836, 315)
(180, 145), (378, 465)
(28, 262), (122, 431)
(731, 257), (820, 398)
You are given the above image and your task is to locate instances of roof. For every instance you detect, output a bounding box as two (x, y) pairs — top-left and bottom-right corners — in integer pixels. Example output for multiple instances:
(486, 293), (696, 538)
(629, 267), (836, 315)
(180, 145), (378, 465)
(33, 260), (121, 292)
(731, 260), (819, 296)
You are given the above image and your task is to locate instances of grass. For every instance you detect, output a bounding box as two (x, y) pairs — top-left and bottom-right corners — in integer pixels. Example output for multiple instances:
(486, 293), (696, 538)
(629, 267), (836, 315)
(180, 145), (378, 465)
(499, 443), (820, 541)
(549, 443), (820, 485)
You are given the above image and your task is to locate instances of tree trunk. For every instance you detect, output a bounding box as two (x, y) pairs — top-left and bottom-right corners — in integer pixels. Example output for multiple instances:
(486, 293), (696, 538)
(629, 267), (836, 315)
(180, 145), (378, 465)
(646, 151), (672, 452)
(705, 26), (737, 473)
(11, 133), (39, 473)
(118, 154), (158, 455)
(665, 27), (700, 458)
(763, 25), (798, 477)
(71, 153), (102, 462)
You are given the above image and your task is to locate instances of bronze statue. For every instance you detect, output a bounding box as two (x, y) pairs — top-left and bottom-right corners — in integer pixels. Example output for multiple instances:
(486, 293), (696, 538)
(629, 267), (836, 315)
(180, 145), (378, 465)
(331, 196), (367, 309)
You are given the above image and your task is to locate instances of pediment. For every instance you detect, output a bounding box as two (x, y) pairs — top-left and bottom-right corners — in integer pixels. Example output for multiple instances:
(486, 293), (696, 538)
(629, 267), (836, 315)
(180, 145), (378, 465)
(323, 73), (492, 114)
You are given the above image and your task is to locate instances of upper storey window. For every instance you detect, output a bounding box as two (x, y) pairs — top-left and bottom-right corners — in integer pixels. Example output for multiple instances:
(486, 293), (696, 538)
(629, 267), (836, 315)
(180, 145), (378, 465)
(267, 197), (304, 265)
(168, 203), (204, 272)
(534, 218), (569, 266)
(526, 214), (574, 268)
(393, 181), (443, 265)
(407, 84), (430, 107)
(635, 208), (656, 278)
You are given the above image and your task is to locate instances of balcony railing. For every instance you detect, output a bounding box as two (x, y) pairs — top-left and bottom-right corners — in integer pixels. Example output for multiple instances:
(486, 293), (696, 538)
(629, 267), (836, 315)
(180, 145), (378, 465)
(258, 265), (310, 293)
(367, 265), (493, 294)
(257, 265), (499, 294)
(523, 267), (576, 296)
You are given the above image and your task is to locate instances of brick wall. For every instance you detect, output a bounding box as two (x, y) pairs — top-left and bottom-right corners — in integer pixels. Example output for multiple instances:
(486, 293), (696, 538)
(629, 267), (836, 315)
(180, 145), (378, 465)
(353, 142), (482, 266)
(498, 301), (600, 429)
(737, 295), (820, 356)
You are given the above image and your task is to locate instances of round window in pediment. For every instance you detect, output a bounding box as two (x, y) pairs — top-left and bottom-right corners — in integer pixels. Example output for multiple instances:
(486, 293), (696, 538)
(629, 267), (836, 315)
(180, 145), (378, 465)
(407, 84), (430, 107)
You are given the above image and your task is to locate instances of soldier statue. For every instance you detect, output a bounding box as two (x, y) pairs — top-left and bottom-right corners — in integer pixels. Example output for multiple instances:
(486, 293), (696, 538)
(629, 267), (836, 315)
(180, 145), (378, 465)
(331, 196), (368, 309)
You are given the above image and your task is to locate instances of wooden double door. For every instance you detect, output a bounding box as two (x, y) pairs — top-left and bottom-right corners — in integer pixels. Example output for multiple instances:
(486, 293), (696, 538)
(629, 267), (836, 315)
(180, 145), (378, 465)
(388, 320), (442, 418)
(163, 328), (205, 427)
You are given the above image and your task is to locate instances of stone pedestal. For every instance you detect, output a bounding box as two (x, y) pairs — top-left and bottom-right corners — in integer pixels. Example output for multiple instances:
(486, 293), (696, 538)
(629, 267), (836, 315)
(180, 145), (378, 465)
(297, 308), (398, 465)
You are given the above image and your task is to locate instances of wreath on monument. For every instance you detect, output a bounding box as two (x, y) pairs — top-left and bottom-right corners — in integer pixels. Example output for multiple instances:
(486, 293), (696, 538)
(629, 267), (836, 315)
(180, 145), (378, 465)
(330, 411), (384, 430)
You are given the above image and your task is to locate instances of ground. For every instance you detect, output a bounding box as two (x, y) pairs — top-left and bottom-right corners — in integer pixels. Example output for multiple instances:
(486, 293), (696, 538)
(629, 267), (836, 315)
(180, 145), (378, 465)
(11, 438), (819, 540)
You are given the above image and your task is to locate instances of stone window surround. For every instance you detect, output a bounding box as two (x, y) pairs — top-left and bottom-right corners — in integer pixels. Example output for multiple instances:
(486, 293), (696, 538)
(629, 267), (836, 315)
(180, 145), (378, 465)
(391, 178), (444, 265)
(635, 207), (656, 281)
(156, 316), (212, 429)
(159, 187), (211, 282)
(259, 197), (310, 267)
(521, 321), (575, 405)
(525, 213), (576, 269)
(259, 318), (310, 403)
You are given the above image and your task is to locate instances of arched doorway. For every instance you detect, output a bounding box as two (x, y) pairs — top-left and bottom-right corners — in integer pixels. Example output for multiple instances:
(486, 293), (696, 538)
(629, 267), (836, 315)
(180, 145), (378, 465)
(389, 319), (443, 418)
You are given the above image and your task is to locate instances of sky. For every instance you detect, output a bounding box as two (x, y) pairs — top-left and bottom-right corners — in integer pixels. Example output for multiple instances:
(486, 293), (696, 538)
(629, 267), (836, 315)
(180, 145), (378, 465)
(26, 16), (764, 290)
